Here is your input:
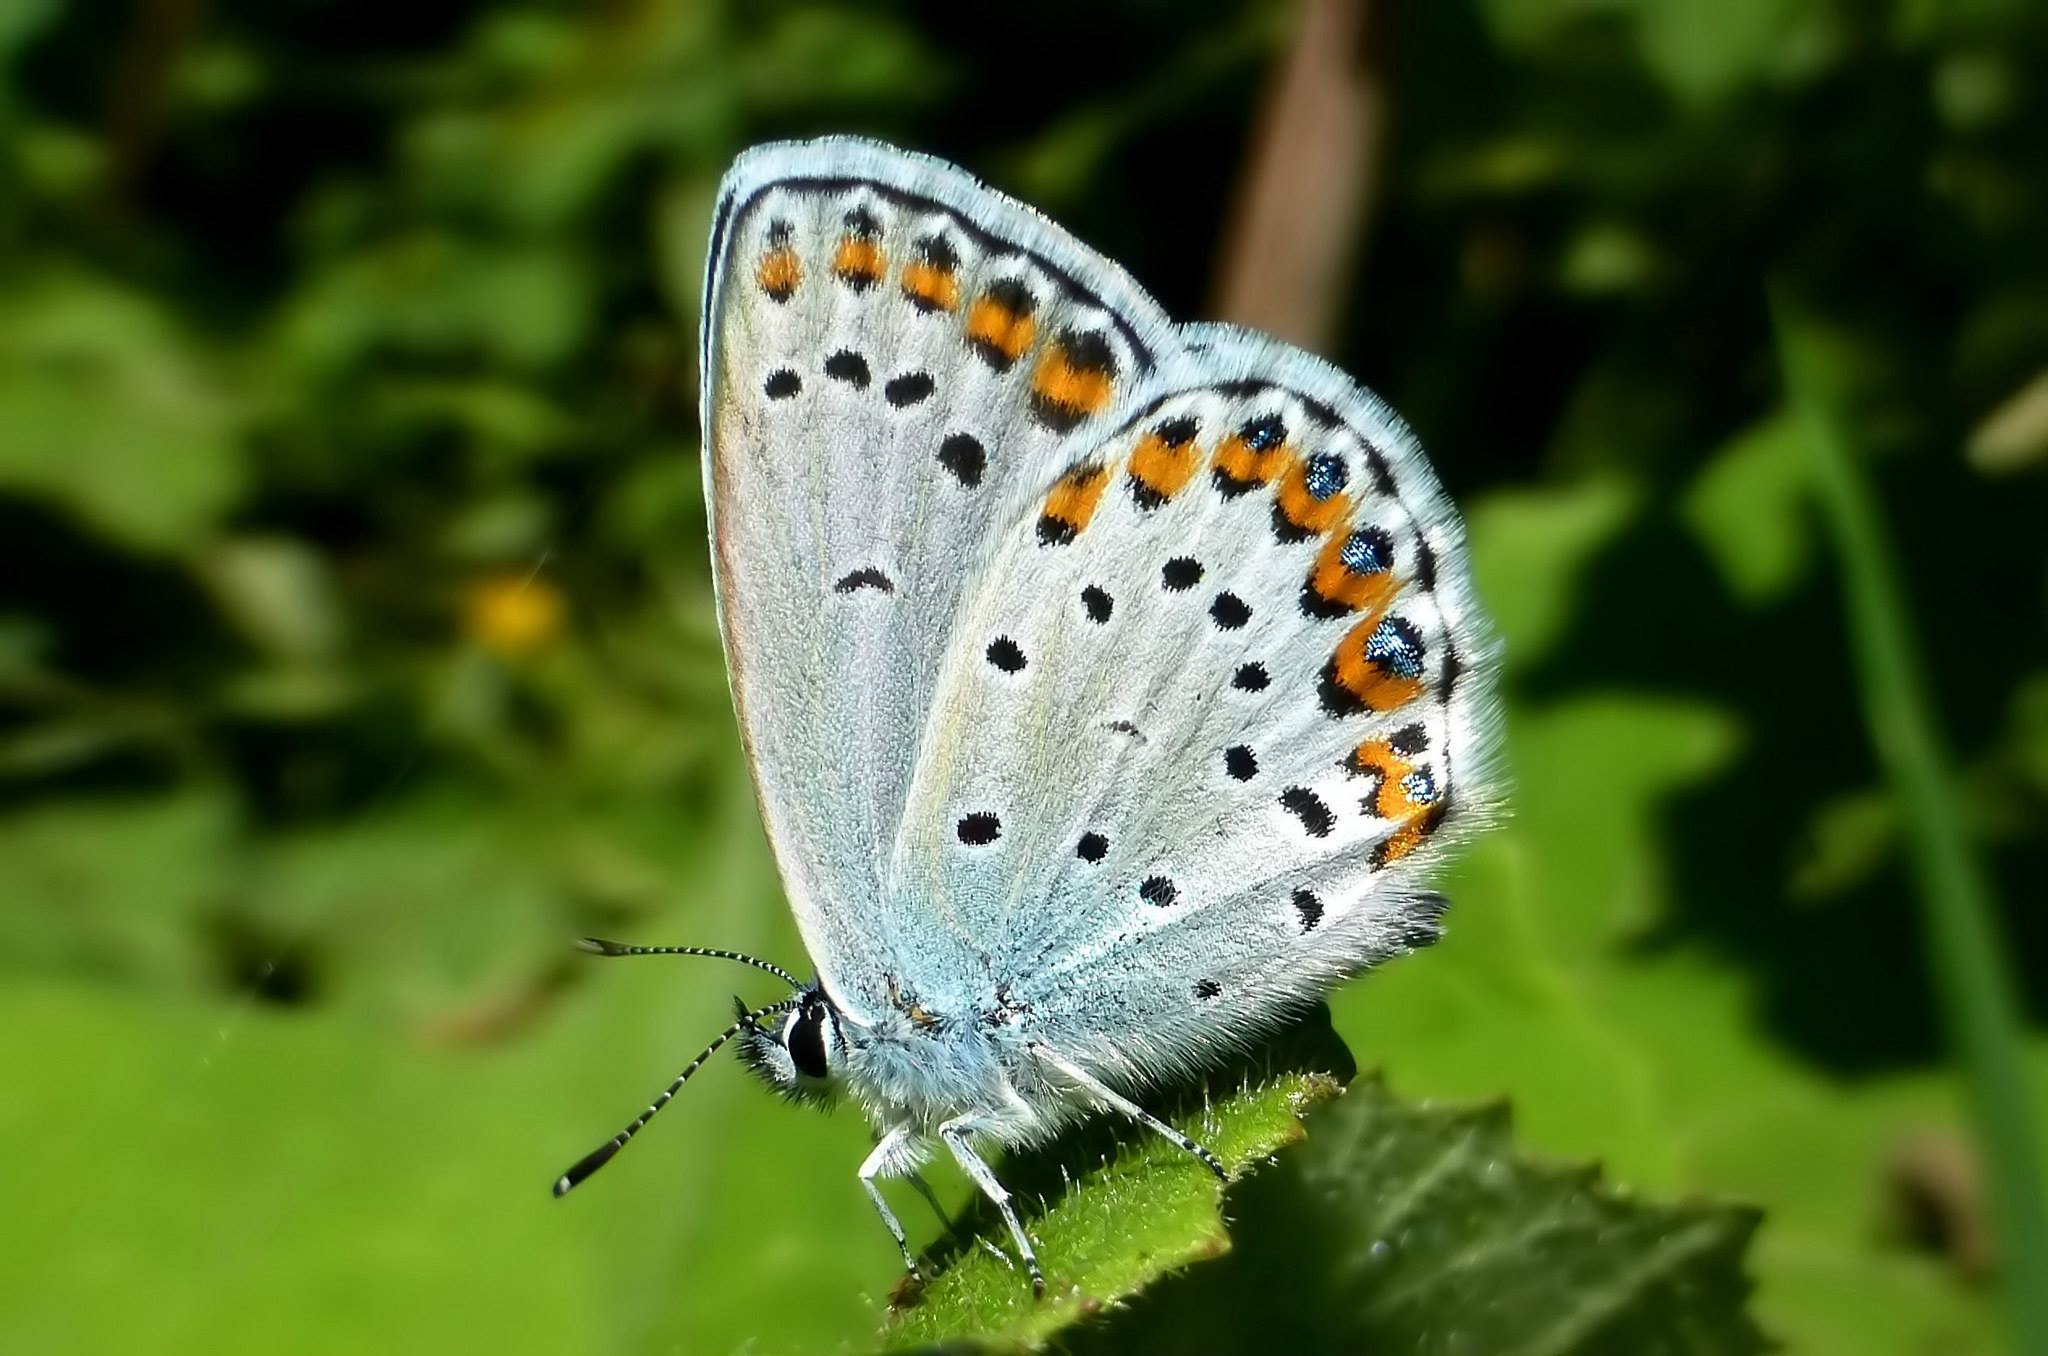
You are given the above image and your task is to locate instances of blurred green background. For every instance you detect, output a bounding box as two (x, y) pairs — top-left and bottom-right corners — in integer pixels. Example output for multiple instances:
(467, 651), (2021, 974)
(2, 0), (2044, 1352)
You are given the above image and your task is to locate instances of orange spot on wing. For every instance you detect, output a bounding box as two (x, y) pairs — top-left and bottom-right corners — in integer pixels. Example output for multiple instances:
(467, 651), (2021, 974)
(1129, 429), (1200, 503)
(900, 260), (959, 312)
(833, 237), (885, 288)
(1275, 460), (1351, 537)
(1211, 433), (1291, 489)
(1037, 462), (1111, 544)
(1330, 614), (1424, 714)
(1308, 532), (1399, 614)
(966, 293), (1037, 367)
(1348, 738), (1422, 820)
(1375, 804), (1446, 866)
(1030, 341), (1115, 428)
(756, 247), (801, 301)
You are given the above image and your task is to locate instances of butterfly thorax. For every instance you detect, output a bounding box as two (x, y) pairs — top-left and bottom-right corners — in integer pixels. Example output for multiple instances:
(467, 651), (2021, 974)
(846, 1017), (1033, 1136)
(743, 966), (1069, 1148)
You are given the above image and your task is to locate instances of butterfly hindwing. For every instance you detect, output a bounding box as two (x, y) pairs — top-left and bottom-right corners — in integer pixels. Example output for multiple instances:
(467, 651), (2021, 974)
(885, 327), (1503, 1073)
(701, 139), (1178, 1020)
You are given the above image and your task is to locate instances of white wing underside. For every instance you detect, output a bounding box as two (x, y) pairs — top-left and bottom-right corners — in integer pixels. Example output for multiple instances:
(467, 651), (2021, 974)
(703, 139), (1501, 1062)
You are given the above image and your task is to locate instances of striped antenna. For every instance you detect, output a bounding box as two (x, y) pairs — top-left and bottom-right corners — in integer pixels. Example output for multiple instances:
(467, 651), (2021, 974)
(552, 994), (800, 1198)
(576, 937), (801, 989)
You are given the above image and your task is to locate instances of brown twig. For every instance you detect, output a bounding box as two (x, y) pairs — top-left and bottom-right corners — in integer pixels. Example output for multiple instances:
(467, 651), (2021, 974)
(1210, 0), (1388, 354)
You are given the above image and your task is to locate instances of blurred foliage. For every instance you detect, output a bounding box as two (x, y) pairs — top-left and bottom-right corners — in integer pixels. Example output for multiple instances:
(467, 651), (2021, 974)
(2, 0), (2045, 1353)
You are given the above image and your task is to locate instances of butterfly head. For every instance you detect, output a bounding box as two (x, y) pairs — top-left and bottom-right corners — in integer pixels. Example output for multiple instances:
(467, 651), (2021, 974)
(737, 982), (846, 1104)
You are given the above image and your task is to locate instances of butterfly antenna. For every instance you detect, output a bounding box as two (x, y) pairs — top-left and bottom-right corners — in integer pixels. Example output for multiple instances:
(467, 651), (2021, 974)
(552, 994), (800, 1198)
(575, 937), (802, 989)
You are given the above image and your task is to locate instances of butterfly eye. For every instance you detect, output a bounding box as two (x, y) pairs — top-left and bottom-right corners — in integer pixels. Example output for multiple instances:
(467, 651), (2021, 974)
(786, 1004), (831, 1079)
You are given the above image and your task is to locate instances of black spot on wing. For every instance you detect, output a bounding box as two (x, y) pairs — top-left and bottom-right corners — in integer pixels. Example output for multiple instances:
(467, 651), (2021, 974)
(1082, 585), (1113, 623)
(1292, 889), (1323, 932)
(1077, 831), (1109, 862)
(825, 350), (870, 388)
(832, 567), (894, 594)
(1271, 501), (1318, 545)
(916, 232), (959, 269)
(1139, 876), (1178, 907)
(1162, 557), (1203, 591)
(1413, 536), (1439, 591)
(763, 369), (800, 400)
(1280, 787), (1335, 838)
(1299, 586), (1357, 622)
(1317, 662), (1361, 718)
(956, 812), (1001, 846)
(1210, 592), (1251, 630)
(885, 372), (936, 407)
(937, 433), (985, 487)
(986, 637), (1026, 673)
(983, 277), (1033, 313)
(1365, 445), (1397, 496)
(1233, 663), (1270, 692)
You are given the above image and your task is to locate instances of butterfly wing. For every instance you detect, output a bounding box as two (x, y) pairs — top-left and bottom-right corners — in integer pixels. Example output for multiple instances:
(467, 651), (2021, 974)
(884, 325), (1503, 1079)
(700, 139), (1178, 1020)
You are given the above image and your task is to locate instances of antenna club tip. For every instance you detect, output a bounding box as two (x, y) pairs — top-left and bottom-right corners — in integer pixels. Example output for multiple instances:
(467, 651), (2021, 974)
(553, 1175), (575, 1198)
(576, 937), (621, 956)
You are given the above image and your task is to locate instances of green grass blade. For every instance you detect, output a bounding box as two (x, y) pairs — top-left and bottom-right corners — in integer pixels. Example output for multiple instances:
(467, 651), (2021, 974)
(1774, 293), (2048, 1356)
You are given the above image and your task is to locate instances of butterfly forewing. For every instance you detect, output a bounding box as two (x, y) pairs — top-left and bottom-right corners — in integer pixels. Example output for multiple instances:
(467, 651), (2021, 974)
(885, 328), (1503, 1068)
(701, 140), (1177, 1019)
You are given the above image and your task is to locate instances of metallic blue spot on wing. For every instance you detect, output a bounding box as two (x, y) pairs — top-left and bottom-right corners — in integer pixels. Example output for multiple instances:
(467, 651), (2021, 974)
(1304, 453), (1349, 500)
(1340, 527), (1392, 575)
(1365, 616), (1425, 680)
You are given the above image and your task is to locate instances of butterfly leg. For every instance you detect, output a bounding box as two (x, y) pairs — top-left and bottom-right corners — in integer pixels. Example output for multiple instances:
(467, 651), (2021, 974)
(1030, 1044), (1227, 1180)
(939, 1118), (1044, 1296)
(907, 1171), (1012, 1267)
(858, 1125), (923, 1279)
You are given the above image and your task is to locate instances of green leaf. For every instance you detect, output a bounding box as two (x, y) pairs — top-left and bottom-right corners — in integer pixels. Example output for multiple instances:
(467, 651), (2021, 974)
(1679, 411), (1814, 605)
(1072, 1076), (1766, 1355)
(883, 1016), (1352, 1353)
(0, 268), (244, 552)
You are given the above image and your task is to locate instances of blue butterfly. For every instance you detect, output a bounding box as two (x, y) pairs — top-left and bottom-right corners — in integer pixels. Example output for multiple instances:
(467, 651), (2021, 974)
(555, 138), (1503, 1296)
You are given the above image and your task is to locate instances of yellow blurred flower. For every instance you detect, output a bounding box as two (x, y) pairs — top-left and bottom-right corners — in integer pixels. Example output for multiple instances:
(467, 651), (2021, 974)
(464, 571), (565, 657)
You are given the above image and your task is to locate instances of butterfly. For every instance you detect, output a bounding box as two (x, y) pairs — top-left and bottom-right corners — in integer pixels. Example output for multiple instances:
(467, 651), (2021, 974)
(554, 137), (1503, 1296)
